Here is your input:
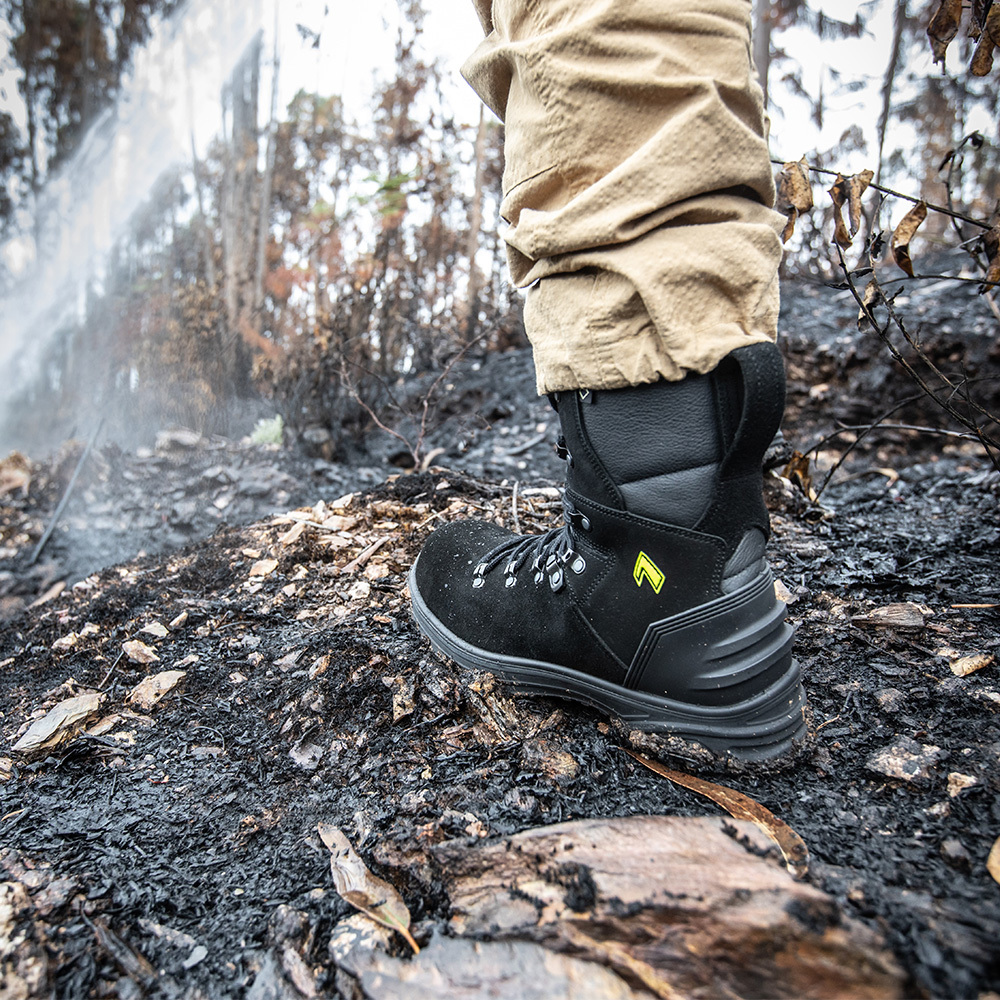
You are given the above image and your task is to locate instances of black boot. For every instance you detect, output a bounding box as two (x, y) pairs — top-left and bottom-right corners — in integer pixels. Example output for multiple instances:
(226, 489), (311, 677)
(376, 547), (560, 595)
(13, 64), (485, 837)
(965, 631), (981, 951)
(409, 342), (805, 759)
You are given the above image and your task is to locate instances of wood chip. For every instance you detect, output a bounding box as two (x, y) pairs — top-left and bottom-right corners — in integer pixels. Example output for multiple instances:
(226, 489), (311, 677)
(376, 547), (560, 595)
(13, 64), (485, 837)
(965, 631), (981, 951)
(122, 639), (159, 664)
(127, 670), (187, 710)
(866, 737), (945, 782)
(12, 692), (105, 755)
(249, 558), (279, 578)
(988, 836), (1000, 885)
(852, 602), (933, 628)
(624, 750), (809, 879)
(140, 621), (169, 639)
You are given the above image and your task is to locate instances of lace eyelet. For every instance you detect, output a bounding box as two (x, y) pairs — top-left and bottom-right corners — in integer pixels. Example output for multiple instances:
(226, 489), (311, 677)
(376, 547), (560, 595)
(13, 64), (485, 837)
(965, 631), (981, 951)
(570, 555), (586, 574)
(505, 575), (516, 588)
(548, 567), (564, 592)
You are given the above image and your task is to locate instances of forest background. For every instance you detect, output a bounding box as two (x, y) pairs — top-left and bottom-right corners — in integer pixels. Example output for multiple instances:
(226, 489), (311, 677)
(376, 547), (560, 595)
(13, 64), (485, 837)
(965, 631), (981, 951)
(0, 0), (997, 460)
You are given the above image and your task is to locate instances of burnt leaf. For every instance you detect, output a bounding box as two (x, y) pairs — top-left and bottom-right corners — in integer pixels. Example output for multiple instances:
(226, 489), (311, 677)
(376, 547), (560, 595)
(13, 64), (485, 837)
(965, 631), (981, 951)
(859, 277), (880, 329)
(625, 750), (810, 880)
(891, 201), (928, 277)
(970, 5), (1000, 74)
(776, 157), (814, 243)
(928, 0), (964, 64)
(318, 823), (420, 953)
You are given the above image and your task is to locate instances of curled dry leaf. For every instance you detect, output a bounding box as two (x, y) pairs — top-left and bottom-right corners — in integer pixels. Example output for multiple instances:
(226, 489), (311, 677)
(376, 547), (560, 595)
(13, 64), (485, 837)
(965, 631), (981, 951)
(829, 174), (853, 248)
(970, 0), (989, 39)
(858, 277), (881, 329)
(122, 639), (159, 664)
(950, 652), (995, 677)
(12, 692), (105, 755)
(891, 201), (928, 277)
(983, 221), (1000, 289)
(776, 157), (813, 243)
(847, 169), (874, 236)
(928, 0), (964, 64)
(317, 823), (420, 953)
(970, 5), (1000, 75)
(624, 750), (809, 880)
(988, 836), (1000, 886)
(781, 450), (816, 503)
(127, 670), (187, 710)
(828, 170), (872, 247)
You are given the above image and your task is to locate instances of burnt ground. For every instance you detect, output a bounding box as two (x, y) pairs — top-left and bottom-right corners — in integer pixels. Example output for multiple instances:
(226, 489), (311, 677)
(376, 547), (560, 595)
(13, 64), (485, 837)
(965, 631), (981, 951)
(1, 273), (999, 999)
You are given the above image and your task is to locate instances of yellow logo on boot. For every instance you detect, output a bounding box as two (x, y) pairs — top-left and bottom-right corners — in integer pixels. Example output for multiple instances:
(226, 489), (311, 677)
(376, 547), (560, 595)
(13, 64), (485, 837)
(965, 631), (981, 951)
(633, 552), (665, 594)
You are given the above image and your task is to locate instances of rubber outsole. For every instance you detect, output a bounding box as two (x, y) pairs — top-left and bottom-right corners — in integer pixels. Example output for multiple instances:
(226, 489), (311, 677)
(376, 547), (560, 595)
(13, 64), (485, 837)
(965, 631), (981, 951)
(409, 562), (807, 761)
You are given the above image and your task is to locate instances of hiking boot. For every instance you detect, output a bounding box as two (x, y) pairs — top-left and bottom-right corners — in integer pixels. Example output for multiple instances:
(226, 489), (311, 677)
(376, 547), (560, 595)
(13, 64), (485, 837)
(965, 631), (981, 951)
(409, 342), (805, 759)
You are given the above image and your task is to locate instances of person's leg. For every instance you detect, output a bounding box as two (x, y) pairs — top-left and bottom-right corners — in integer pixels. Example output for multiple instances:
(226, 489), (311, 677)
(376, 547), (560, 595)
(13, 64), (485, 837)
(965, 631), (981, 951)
(462, 0), (783, 391)
(409, 0), (805, 759)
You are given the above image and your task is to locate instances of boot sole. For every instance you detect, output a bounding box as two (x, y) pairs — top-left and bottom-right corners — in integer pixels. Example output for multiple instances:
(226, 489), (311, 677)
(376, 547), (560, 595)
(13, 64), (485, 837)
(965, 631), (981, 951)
(409, 563), (806, 761)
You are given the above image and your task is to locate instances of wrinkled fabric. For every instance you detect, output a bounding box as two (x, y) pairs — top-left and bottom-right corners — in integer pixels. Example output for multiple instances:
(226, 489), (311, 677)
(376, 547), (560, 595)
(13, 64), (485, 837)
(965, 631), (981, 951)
(464, 0), (784, 392)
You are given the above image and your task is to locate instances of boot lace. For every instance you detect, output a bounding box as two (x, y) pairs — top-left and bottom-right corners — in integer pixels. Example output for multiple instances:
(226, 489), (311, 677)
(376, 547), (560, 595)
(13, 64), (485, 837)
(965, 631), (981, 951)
(472, 494), (591, 593)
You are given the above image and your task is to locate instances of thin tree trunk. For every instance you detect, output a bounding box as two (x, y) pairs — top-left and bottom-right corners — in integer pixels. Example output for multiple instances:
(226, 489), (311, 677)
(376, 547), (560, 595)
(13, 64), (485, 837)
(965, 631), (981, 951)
(253, 15), (280, 313)
(461, 105), (488, 340)
(876, 0), (907, 186)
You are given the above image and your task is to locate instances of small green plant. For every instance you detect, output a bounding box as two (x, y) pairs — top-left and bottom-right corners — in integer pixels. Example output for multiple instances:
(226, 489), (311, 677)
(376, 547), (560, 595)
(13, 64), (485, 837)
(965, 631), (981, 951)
(250, 414), (284, 445)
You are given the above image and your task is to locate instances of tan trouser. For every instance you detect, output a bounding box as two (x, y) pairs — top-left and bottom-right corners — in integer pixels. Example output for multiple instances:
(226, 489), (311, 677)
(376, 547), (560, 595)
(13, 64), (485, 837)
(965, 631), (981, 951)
(464, 0), (784, 393)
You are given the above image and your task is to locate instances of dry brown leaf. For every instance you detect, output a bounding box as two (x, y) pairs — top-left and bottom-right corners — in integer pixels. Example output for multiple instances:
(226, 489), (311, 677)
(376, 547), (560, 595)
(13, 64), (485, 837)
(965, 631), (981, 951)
(317, 823), (420, 952)
(983, 222), (1000, 289)
(624, 750), (809, 880)
(928, 0), (964, 64)
(127, 670), (187, 710)
(987, 836), (1000, 885)
(249, 558), (279, 578)
(12, 692), (105, 755)
(139, 621), (169, 639)
(950, 652), (995, 677)
(970, 5), (1000, 74)
(776, 158), (814, 243)
(891, 201), (928, 277)
(122, 639), (159, 664)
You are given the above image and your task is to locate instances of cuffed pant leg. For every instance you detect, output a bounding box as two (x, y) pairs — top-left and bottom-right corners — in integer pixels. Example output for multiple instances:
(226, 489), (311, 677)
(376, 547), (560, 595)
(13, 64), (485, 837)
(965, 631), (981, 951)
(463, 0), (784, 393)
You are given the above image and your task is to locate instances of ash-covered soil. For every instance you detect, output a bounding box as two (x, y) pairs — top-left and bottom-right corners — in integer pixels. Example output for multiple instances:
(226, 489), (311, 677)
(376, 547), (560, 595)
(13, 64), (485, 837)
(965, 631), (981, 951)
(1, 272), (999, 999)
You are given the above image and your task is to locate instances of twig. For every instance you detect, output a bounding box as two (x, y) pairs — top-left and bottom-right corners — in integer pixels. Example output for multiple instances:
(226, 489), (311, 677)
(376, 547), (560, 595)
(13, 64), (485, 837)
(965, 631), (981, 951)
(506, 430), (547, 456)
(511, 480), (520, 534)
(836, 244), (1000, 474)
(30, 419), (104, 566)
